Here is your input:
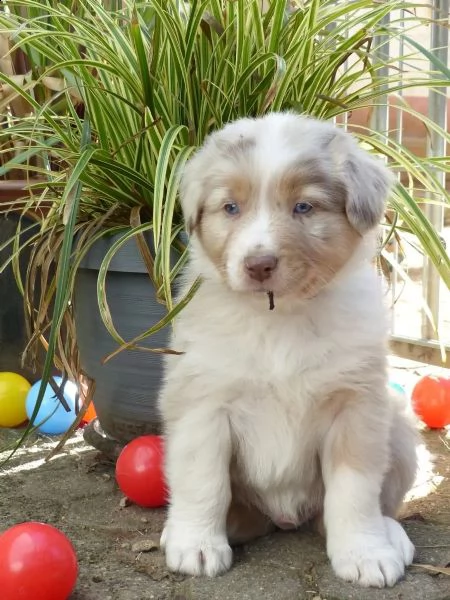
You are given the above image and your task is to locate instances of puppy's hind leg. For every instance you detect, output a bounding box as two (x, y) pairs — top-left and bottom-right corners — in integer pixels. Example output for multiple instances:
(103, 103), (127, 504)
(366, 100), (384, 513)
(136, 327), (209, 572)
(381, 406), (418, 568)
(226, 499), (275, 546)
(381, 405), (418, 518)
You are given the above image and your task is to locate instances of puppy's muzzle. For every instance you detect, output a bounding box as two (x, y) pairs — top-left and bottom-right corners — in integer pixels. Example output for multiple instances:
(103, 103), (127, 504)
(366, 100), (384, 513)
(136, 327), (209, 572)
(244, 255), (278, 282)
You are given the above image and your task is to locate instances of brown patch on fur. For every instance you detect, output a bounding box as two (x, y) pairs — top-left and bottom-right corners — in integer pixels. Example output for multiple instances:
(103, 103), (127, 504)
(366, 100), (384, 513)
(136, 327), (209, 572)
(381, 406), (419, 517)
(199, 228), (230, 277)
(320, 385), (390, 475)
(226, 174), (254, 208)
(271, 159), (347, 214)
(271, 210), (360, 299)
(312, 512), (326, 537)
(187, 201), (205, 235)
(264, 162), (355, 299)
(194, 173), (257, 277)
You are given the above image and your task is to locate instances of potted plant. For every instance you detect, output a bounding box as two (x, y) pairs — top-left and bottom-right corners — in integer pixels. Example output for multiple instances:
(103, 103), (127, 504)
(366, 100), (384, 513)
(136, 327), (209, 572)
(1, 0), (449, 451)
(0, 22), (51, 379)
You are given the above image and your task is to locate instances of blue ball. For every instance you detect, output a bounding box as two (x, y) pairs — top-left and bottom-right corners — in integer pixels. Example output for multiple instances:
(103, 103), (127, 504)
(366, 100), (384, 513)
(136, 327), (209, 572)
(389, 381), (406, 396)
(25, 377), (78, 435)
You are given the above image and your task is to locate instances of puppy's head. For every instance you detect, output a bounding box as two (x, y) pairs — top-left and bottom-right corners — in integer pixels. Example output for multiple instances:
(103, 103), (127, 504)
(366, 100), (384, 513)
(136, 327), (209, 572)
(181, 113), (392, 299)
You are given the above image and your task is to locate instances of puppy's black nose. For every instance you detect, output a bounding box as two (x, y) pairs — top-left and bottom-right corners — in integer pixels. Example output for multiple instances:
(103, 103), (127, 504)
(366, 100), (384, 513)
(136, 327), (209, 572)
(244, 255), (278, 282)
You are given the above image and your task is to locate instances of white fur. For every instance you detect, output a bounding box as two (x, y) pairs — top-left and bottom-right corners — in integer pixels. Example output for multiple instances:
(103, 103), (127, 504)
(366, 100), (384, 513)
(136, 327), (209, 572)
(159, 113), (417, 587)
(324, 467), (414, 587)
(227, 207), (276, 290)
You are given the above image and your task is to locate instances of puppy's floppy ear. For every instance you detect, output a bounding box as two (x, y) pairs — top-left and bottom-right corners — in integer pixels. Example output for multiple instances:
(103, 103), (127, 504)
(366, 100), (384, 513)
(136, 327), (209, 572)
(179, 147), (206, 236)
(329, 133), (394, 234)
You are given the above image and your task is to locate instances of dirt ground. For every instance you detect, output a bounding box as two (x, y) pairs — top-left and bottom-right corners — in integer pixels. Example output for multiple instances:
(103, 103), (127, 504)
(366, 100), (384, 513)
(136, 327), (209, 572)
(0, 364), (449, 600)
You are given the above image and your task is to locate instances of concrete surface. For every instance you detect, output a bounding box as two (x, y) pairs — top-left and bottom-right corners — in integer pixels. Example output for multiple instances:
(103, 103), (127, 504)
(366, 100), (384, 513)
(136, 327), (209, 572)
(0, 362), (449, 600)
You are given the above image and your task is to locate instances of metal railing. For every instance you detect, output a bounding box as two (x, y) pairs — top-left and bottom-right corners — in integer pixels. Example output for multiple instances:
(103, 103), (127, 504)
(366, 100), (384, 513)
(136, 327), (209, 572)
(371, 2), (450, 366)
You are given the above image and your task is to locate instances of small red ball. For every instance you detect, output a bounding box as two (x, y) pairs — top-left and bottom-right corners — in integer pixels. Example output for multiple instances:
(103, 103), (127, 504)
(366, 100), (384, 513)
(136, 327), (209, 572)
(0, 522), (78, 600)
(412, 375), (450, 429)
(116, 435), (168, 508)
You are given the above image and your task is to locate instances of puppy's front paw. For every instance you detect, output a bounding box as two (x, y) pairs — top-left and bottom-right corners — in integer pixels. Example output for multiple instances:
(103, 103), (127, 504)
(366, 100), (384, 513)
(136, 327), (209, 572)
(384, 516), (415, 566)
(328, 518), (414, 588)
(160, 522), (232, 577)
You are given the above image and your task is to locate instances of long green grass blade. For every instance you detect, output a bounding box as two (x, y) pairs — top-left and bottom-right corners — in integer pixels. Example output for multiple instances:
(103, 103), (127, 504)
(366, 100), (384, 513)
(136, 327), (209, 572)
(0, 116), (92, 461)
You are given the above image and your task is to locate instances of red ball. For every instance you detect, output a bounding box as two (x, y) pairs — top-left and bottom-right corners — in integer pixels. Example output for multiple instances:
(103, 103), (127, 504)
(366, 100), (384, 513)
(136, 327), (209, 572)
(116, 435), (168, 508)
(0, 522), (78, 600)
(412, 375), (450, 429)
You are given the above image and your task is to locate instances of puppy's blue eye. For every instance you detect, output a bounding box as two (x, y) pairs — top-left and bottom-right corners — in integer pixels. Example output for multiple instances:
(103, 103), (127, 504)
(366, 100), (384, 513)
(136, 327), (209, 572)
(224, 202), (240, 215)
(293, 202), (313, 215)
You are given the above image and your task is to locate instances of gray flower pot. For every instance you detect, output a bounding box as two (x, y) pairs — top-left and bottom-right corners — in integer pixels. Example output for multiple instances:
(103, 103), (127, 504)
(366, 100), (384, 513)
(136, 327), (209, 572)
(0, 211), (43, 383)
(73, 231), (178, 444)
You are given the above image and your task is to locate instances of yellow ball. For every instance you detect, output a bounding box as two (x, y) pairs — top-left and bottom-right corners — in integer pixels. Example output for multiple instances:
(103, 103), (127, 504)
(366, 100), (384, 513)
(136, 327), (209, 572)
(0, 372), (31, 428)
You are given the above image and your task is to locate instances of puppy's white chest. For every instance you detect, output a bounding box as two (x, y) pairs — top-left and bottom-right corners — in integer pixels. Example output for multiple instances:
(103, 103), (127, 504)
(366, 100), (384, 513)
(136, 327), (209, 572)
(228, 377), (322, 524)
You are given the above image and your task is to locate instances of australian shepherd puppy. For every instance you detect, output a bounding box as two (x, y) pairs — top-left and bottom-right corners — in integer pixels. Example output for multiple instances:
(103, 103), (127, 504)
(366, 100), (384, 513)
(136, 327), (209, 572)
(159, 113), (418, 588)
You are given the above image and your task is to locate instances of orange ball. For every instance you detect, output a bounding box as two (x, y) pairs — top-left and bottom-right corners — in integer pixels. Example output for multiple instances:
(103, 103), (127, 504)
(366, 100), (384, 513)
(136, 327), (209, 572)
(83, 401), (97, 423)
(411, 375), (450, 429)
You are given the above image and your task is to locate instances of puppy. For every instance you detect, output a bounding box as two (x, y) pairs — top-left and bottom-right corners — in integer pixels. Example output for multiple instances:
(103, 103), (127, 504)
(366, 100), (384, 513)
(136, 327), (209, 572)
(159, 113), (418, 588)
